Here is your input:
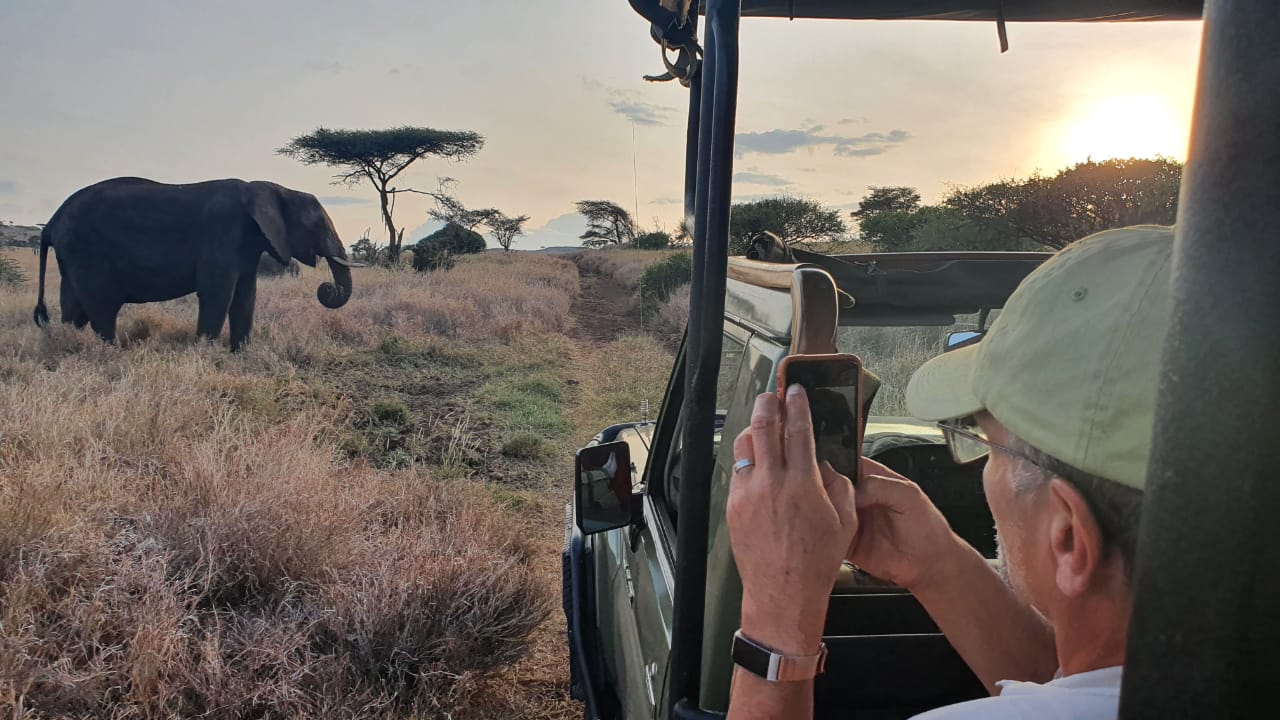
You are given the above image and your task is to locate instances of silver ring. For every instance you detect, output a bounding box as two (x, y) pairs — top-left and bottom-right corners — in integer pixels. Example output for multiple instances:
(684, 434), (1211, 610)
(733, 458), (755, 474)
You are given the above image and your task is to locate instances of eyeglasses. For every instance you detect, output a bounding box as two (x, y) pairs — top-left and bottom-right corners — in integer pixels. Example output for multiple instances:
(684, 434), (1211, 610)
(938, 416), (1046, 468)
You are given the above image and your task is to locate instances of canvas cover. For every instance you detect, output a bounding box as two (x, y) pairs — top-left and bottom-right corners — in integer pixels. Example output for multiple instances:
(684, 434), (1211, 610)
(711, 1), (1201, 21)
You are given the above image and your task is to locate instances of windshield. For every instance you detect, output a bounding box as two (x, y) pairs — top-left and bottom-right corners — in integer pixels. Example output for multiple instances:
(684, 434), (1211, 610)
(837, 313), (987, 417)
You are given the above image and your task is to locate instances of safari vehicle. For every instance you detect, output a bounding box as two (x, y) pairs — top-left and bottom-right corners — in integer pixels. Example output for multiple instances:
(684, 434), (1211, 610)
(564, 2), (1279, 719)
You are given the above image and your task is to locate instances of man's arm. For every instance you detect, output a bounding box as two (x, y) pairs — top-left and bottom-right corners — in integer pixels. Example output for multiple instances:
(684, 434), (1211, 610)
(726, 389), (860, 720)
(852, 459), (1058, 693)
(910, 533), (1057, 692)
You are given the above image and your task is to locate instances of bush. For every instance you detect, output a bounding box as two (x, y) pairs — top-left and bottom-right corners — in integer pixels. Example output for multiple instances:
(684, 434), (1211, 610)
(412, 223), (486, 273)
(652, 283), (690, 351)
(0, 256), (24, 286)
(633, 230), (671, 250)
(501, 432), (549, 460)
(638, 251), (692, 303)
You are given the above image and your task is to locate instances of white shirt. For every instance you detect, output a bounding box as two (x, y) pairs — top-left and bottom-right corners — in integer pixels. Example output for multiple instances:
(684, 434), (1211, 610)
(911, 666), (1123, 720)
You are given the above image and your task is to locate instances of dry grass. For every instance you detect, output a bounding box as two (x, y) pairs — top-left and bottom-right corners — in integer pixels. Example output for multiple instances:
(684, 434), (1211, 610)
(0, 248), (583, 718)
(572, 248), (678, 291)
(3, 250), (578, 365)
(570, 333), (674, 442)
(649, 284), (690, 352)
(838, 324), (956, 417)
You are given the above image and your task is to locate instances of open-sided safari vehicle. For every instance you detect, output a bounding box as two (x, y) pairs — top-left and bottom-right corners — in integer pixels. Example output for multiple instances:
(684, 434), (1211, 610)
(564, 2), (1280, 719)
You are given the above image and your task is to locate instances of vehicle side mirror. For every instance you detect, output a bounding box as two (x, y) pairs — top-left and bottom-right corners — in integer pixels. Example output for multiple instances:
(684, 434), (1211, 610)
(575, 441), (639, 535)
(944, 330), (984, 351)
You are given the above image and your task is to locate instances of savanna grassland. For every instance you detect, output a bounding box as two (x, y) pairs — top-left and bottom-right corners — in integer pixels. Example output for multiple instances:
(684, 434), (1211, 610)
(0, 246), (675, 719)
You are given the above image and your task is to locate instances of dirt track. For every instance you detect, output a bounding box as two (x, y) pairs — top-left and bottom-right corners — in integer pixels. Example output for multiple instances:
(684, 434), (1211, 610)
(569, 261), (637, 344)
(481, 253), (643, 719)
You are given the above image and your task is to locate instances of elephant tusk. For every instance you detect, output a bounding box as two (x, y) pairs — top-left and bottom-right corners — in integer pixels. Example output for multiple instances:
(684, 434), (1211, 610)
(326, 256), (356, 267)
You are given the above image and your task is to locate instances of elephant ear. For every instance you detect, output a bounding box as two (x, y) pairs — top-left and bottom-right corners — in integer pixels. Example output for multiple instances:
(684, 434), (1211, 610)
(246, 183), (292, 266)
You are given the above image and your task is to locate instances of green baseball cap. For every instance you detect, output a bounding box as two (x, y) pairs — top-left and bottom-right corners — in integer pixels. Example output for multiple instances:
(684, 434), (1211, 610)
(906, 225), (1175, 490)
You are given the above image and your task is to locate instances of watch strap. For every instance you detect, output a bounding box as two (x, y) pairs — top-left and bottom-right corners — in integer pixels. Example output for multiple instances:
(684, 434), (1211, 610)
(732, 630), (828, 682)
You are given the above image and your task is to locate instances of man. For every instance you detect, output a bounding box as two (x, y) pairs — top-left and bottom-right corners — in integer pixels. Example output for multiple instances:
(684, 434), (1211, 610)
(726, 226), (1172, 719)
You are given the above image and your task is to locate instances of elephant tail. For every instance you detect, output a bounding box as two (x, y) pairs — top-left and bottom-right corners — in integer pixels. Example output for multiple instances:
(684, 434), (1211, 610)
(33, 227), (51, 327)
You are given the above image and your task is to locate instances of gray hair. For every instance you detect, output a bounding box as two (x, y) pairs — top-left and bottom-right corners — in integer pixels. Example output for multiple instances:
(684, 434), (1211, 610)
(1005, 435), (1144, 583)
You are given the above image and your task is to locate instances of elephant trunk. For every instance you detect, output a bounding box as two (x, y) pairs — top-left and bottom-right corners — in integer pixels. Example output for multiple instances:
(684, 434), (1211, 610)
(317, 255), (353, 309)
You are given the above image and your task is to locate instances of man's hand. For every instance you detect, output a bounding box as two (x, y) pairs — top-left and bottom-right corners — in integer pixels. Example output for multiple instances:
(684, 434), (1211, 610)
(848, 456), (964, 592)
(727, 386), (859, 657)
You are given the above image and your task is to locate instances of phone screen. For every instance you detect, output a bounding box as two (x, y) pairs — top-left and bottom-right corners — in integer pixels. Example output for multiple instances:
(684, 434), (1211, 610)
(783, 359), (862, 479)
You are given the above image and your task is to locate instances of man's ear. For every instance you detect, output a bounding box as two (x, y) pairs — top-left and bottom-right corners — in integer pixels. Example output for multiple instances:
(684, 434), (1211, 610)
(1046, 478), (1106, 597)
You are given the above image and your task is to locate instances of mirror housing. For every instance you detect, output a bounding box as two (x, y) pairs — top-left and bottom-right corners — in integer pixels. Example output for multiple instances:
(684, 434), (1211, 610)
(575, 441), (639, 535)
(944, 330), (984, 351)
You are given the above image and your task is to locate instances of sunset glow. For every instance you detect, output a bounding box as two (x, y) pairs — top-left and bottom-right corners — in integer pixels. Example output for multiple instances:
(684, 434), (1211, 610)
(1061, 95), (1188, 165)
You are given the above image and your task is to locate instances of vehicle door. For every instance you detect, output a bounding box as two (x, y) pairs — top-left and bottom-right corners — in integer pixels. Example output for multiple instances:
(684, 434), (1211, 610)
(600, 325), (748, 719)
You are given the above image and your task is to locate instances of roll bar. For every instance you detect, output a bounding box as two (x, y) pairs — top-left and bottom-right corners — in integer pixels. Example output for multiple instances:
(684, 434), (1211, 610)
(667, 1), (738, 716)
(1121, 2), (1280, 716)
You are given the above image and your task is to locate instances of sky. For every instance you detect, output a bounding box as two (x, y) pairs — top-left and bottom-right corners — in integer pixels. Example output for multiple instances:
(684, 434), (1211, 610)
(0, 1), (1202, 251)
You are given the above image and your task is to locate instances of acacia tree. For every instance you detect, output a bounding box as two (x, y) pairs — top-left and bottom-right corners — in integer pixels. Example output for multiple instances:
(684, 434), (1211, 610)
(278, 127), (484, 262)
(426, 177), (499, 232)
(728, 196), (846, 254)
(944, 158), (1182, 250)
(851, 186), (921, 227)
(487, 212), (530, 252)
(576, 200), (637, 247)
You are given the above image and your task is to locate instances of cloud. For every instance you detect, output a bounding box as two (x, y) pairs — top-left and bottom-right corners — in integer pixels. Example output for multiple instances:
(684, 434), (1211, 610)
(608, 98), (673, 127)
(583, 76), (676, 127)
(0, 180), (16, 194)
(519, 212), (588, 250)
(650, 196), (682, 205)
(839, 116), (870, 125)
(733, 172), (791, 187)
(316, 195), (370, 206)
(734, 127), (911, 158)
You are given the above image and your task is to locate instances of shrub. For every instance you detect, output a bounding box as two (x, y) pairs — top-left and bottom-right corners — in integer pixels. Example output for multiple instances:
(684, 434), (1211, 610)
(652, 283), (690, 351)
(412, 223), (486, 272)
(501, 432), (549, 460)
(638, 251), (692, 303)
(0, 256), (24, 286)
(633, 230), (671, 250)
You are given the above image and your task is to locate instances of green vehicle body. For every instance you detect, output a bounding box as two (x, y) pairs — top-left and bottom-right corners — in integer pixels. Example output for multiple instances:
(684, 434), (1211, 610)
(564, 251), (1051, 719)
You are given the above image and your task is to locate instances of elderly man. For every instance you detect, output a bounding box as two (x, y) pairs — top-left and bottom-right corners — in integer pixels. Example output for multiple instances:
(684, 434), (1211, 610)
(726, 226), (1172, 719)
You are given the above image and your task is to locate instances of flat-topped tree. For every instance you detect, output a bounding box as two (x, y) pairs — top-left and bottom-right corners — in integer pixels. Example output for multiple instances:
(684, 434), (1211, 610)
(488, 212), (530, 252)
(279, 127), (484, 262)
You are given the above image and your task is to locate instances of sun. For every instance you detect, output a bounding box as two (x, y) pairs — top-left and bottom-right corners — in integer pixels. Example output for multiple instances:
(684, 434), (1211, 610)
(1061, 95), (1187, 165)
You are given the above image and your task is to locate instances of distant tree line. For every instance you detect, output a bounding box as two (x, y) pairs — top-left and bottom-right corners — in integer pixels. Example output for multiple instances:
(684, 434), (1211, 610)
(855, 158), (1183, 252)
(581, 157), (1182, 258)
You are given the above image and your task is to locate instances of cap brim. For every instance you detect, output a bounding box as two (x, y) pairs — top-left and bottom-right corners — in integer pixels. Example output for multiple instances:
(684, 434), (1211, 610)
(905, 343), (985, 421)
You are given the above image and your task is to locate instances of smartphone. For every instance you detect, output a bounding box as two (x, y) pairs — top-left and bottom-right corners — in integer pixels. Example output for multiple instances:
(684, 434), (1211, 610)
(776, 353), (864, 480)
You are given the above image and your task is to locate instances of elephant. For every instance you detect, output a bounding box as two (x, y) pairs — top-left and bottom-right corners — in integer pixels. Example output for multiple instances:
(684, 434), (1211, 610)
(33, 177), (355, 351)
(257, 254), (301, 277)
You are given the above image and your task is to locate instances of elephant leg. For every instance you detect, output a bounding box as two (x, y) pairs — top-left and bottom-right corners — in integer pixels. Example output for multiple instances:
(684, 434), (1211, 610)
(196, 271), (237, 343)
(59, 282), (89, 329)
(87, 301), (123, 344)
(228, 272), (257, 352)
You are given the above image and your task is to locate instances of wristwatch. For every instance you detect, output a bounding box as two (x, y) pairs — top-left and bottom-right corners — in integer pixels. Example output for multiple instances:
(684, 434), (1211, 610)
(732, 630), (828, 682)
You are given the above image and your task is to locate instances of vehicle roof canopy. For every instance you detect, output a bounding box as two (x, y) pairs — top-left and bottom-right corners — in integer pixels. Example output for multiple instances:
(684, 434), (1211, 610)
(701, 0), (1203, 21)
(726, 252), (1049, 333)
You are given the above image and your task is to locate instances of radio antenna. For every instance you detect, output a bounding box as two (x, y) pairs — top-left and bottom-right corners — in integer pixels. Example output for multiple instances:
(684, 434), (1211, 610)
(632, 121), (652, 424)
